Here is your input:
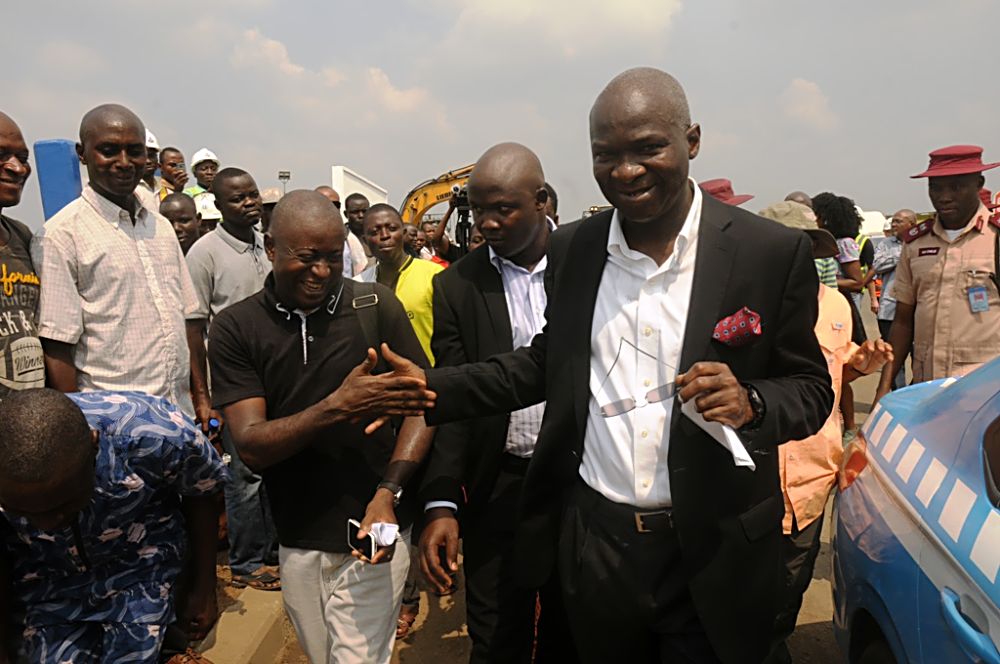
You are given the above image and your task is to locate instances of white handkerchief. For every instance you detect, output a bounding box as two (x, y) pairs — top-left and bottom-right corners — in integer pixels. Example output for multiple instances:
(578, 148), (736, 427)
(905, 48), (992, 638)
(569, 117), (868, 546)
(369, 522), (400, 548)
(680, 398), (756, 470)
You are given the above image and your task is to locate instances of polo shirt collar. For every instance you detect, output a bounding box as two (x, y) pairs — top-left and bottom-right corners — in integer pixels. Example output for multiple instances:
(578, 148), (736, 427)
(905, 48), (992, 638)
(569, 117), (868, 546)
(214, 222), (262, 254)
(82, 185), (149, 227)
(262, 273), (341, 319)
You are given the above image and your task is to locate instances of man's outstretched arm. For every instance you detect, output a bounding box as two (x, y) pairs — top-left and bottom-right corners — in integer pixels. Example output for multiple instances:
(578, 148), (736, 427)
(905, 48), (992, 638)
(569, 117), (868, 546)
(223, 348), (435, 472)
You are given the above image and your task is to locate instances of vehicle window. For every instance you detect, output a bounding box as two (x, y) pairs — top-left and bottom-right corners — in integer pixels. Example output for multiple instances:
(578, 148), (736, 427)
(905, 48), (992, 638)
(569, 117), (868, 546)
(985, 415), (1000, 508)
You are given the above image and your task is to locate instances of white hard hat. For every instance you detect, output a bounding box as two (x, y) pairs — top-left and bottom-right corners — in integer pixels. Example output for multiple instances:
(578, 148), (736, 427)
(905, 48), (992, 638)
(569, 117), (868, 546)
(191, 148), (219, 168)
(194, 192), (221, 220)
(261, 187), (282, 205)
(145, 129), (159, 151)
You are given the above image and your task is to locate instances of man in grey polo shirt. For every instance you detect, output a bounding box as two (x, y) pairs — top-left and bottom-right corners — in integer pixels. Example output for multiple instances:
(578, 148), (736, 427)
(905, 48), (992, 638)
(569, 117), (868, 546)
(185, 167), (279, 590)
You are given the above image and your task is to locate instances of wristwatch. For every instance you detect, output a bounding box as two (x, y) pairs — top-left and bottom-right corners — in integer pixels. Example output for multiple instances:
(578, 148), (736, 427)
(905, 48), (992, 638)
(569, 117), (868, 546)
(377, 480), (404, 507)
(739, 383), (766, 433)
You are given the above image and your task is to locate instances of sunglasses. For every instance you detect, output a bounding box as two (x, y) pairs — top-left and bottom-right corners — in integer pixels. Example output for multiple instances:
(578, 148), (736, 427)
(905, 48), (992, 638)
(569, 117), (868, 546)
(598, 381), (676, 418)
(331, 200), (342, 209)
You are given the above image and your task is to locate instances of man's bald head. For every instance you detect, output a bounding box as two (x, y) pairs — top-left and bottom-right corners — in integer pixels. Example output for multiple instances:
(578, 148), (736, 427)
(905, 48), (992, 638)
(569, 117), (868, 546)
(269, 189), (345, 244)
(591, 67), (691, 132)
(469, 142), (546, 197)
(266, 190), (346, 310)
(891, 208), (917, 225)
(78, 103), (144, 146)
(315, 185), (342, 209)
(589, 68), (700, 226)
(467, 142), (549, 263)
(785, 191), (813, 209)
(160, 192), (196, 215)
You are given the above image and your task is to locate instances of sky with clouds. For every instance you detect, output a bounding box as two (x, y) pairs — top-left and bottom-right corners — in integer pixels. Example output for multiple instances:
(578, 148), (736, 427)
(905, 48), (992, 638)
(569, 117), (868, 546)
(6, 0), (999, 230)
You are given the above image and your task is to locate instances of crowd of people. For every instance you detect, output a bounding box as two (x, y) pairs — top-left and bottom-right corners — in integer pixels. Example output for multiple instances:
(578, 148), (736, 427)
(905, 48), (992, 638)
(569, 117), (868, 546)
(0, 64), (997, 664)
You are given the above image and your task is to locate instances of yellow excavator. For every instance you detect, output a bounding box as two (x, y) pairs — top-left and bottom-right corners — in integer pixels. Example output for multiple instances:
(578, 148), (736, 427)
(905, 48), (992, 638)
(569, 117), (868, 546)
(398, 164), (474, 226)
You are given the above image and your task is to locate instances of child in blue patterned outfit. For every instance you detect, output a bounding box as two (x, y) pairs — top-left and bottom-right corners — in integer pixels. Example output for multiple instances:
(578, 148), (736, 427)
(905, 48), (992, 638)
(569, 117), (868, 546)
(0, 389), (228, 663)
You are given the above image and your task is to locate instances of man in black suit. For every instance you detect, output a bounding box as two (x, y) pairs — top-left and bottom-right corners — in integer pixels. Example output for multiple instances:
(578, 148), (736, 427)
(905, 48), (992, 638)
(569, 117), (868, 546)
(418, 143), (572, 663)
(380, 67), (832, 663)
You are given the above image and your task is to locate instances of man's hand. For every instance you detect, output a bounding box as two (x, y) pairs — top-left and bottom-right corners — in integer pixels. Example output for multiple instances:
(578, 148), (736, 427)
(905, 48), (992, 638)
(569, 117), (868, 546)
(193, 396), (224, 441)
(419, 508), (459, 594)
(870, 298), (880, 315)
(174, 171), (189, 190)
(327, 347), (435, 434)
(362, 344), (431, 434)
(177, 581), (219, 642)
(850, 339), (893, 376)
(676, 362), (754, 429)
(352, 489), (398, 565)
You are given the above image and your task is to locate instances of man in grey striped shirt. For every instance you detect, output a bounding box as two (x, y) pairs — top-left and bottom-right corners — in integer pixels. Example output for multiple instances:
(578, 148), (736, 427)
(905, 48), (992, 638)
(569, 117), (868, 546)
(418, 143), (572, 663)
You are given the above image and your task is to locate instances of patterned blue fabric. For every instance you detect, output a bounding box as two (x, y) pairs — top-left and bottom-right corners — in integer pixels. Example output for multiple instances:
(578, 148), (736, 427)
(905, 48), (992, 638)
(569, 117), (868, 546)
(0, 391), (228, 657)
(21, 620), (166, 664)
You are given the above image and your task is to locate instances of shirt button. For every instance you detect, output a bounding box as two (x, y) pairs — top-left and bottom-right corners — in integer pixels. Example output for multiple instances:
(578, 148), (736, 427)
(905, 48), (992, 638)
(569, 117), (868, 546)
(644, 379), (651, 387)
(307, 336), (314, 342)
(641, 430), (648, 438)
(643, 327), (653, 337)
(642, 480), (650, 488)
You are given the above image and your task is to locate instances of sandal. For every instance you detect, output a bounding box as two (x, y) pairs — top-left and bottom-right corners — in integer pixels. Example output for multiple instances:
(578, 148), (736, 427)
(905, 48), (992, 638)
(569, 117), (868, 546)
(163, 648), (214, 663)
(396, 605), (418, 640)
(230, 569), (281, 591)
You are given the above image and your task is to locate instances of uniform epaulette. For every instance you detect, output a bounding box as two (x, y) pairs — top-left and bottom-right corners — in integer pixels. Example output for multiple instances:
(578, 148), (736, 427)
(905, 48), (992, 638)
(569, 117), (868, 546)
(904, 219), (933, 243)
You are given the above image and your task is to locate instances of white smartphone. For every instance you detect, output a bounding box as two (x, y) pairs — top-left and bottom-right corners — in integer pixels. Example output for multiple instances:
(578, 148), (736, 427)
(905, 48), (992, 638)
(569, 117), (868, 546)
(347, 518), (376, 559)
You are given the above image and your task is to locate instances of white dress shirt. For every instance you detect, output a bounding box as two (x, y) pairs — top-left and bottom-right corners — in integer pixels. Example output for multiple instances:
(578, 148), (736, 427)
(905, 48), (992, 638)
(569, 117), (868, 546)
(580, 181), (703, 508)
(32, 186), (199, 415)
(489, 223), (552, 458)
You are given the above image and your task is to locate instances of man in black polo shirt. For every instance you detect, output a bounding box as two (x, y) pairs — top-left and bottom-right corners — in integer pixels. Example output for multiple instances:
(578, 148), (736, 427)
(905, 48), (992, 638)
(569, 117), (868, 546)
(207, 190), (436, 664)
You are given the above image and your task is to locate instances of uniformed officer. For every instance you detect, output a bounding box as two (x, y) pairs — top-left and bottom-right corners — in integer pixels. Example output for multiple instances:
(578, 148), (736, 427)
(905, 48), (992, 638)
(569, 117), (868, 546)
(875, 145), (1000, 403)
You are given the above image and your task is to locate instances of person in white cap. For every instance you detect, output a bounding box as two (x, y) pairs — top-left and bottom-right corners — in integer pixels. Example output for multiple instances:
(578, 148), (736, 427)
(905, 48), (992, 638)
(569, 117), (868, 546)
(184, 148), (219, 197)
(185, 148), (220, 234)
(138, 129), (159, 197)
(260, 186), (282, 233)
(195, 190), (222, 235)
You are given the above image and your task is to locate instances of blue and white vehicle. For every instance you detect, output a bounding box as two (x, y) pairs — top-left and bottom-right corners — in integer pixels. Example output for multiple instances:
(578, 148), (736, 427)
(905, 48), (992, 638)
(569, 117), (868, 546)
(833, 357), (1000, 663)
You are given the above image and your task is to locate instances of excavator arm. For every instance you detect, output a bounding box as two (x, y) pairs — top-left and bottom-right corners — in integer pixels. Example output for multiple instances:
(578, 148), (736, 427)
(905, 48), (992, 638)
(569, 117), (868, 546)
(398, 164), (474, 225)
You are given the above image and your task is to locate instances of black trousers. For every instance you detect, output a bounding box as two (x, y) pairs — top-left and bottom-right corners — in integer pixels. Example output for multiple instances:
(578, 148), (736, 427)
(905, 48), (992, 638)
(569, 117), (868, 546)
(766, 512), (826, 664)
(463, 454), (576, 664)
(559, 481), (722, 664)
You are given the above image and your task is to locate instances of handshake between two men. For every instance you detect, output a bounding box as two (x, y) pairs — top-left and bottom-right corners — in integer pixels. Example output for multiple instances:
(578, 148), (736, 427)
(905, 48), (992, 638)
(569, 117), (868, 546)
(337, 341), (766, 573)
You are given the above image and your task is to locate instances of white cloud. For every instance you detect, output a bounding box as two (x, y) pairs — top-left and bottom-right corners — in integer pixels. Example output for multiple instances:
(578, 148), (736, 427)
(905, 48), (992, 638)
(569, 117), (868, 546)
(366, 68), (430, 113)
(779, 78), (839, 131)
(230, 28), (305, 77)
(439, 0), (683, 59)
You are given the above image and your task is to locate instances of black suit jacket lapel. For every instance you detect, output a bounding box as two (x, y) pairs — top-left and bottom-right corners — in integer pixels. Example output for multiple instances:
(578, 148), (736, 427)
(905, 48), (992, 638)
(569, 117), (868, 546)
(678, 195), (737, 372)
(566, 212), (613, 439)
(470, 250), (514, 351)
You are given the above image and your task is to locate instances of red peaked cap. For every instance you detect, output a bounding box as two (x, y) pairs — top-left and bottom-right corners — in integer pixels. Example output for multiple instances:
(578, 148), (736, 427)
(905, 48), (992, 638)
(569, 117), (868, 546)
(700, 178), (753, 206)
(911, 145), (1000, 178)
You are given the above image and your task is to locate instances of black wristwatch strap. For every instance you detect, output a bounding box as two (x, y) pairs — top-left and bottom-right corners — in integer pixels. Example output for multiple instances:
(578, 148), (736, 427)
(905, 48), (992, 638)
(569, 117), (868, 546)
(377, 480), (403, 506)
(739, 383), (766, 433)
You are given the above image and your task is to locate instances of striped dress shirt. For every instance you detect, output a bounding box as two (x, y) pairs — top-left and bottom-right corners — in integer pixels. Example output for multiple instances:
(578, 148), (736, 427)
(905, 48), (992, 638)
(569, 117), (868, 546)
(488, 239), (549, 458)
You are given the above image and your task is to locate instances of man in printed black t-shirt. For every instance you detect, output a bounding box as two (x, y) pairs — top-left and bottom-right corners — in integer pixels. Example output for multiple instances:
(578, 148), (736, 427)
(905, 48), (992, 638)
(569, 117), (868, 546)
(207, 190), (436, 664)
(0, 112), (43, 400)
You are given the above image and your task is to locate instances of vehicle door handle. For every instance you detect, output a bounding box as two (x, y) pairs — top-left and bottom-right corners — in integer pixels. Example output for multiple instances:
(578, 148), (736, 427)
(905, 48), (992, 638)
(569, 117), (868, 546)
(940, 588), (1000, 664)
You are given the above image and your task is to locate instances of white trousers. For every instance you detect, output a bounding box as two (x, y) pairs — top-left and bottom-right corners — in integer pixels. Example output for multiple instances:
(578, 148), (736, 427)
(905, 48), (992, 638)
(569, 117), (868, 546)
(279, 532), (410, 664)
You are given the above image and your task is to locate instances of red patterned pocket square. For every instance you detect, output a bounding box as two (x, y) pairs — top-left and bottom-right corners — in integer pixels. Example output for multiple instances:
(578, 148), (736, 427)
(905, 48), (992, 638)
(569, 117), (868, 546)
(712, 307), (762, 347)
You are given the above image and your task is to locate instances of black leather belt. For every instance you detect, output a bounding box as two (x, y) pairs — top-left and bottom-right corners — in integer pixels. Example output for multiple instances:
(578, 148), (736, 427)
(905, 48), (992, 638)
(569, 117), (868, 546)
(573, 480), (674, 534)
